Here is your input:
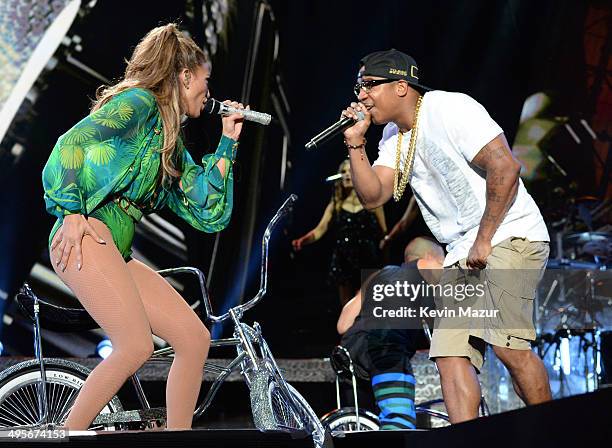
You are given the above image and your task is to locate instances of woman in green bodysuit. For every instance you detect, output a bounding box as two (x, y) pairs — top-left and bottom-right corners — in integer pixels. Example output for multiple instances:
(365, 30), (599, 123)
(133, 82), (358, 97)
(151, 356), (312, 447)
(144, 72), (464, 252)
(42, 23), (246, 430)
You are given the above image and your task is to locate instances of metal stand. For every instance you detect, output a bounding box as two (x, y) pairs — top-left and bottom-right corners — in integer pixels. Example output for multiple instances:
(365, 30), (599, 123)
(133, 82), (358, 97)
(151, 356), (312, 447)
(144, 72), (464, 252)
(331, 346), (361, 429)
(23, 283), (50, 428)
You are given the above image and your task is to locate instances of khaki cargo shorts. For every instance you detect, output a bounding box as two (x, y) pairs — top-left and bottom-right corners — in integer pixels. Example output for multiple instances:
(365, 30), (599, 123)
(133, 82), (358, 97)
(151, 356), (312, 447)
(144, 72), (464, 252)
(429, 237), (549, 371)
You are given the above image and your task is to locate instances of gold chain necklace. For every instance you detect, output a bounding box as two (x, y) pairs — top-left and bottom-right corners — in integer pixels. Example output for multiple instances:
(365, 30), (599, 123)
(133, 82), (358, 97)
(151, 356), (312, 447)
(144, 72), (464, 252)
(393, 95), (423, 202)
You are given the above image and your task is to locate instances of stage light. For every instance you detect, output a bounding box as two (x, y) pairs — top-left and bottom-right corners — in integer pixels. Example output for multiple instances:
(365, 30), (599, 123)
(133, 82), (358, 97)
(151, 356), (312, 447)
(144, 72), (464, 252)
(560, 337), (571, 376)
(513, 92), (559, 182)
(0, 0), (81, 144)
(96, 338), (112, 359)
(498, 375), (509, 402)
(200, 0), (232, 56)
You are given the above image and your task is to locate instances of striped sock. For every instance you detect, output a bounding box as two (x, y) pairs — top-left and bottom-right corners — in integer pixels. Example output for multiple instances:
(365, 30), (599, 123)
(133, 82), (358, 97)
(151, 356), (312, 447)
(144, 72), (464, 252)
(372, 372), (416, 430)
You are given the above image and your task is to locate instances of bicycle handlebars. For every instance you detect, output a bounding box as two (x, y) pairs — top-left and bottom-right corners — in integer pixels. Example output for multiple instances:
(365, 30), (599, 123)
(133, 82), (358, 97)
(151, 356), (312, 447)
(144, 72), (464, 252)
(157, 194), (298, 324)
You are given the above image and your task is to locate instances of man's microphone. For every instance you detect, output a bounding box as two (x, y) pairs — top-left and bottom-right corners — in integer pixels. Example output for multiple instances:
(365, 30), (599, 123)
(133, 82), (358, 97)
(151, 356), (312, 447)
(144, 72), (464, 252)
(203, 98), (272, 125)
(305, 111), (365, 150)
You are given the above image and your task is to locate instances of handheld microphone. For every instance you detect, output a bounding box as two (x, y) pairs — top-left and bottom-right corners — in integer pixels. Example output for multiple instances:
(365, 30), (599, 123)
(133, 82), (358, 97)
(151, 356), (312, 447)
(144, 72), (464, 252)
(305, 111), (365, 150)
(325, 173), (343, 182)
(203, 98), (272, 126)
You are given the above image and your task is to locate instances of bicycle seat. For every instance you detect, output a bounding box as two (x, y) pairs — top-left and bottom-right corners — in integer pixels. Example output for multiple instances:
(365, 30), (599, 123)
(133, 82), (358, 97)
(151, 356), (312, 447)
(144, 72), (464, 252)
(15, 284), (99, 332)
(330, 345), (355, 378)
(330, 345), (371, 381)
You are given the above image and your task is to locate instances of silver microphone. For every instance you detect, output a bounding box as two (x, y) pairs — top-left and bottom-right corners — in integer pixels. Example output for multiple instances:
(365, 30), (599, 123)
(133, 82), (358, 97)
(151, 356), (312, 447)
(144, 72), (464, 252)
(203, 98), (272, 125)
(325, 173), (343, 182)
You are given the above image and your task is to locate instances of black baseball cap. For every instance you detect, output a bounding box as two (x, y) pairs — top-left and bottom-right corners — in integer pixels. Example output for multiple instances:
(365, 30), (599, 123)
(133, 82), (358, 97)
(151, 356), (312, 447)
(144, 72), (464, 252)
(359, 49), (432, 92)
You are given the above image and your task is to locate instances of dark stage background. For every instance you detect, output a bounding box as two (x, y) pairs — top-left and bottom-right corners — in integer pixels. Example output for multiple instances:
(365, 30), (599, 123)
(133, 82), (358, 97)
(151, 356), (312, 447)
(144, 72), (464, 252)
(0, 0), (609, 358)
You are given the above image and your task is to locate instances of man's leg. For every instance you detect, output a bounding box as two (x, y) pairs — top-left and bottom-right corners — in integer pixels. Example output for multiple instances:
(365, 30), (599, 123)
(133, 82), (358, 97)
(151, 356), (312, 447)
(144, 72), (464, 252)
(368, 336), (416, 430)
(511, 377), (525, 402)
(492, 345), (551, 404)
(484, 238), (552, 405)
(435, 356), (481, 423)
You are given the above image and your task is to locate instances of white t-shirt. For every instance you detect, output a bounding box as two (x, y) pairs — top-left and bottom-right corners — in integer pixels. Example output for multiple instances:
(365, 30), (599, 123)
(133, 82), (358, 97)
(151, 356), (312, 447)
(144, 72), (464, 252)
(373, 90), (549, 266)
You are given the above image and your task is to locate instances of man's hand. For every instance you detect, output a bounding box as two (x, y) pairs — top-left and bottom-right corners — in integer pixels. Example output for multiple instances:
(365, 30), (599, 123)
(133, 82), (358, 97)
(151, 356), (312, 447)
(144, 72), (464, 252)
(466, 238), (492, 269)
(342, 102), (371, 143)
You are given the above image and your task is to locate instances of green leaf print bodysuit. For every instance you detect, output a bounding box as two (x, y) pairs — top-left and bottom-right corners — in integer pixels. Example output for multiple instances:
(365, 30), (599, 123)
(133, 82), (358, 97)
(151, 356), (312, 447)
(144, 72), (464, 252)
(42, 87), (237, 259)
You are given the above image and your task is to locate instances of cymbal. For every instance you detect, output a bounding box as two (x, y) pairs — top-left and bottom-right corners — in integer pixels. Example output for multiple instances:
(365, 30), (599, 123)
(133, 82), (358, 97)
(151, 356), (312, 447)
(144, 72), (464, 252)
(563, 231), (612, 246)
(546, 259), (600, 270)
(575, 196), (600, 203)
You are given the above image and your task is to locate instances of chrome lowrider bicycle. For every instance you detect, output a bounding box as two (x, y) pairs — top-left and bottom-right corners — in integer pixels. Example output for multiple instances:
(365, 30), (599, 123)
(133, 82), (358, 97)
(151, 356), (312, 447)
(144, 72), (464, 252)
(0, 195), (325, 447)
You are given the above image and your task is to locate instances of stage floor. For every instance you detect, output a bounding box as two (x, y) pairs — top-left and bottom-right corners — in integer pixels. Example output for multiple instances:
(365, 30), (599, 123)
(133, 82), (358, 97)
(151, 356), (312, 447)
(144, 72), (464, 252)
(2, 388), (610, 448)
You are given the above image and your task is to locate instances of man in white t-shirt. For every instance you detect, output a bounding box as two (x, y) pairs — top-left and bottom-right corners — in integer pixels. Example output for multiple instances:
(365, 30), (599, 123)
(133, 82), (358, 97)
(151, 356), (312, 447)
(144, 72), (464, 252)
(340, 49), (552, 423)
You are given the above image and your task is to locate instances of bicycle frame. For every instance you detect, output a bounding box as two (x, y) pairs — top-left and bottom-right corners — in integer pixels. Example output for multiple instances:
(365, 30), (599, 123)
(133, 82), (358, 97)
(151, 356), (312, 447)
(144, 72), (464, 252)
(24, 194), (298, 428)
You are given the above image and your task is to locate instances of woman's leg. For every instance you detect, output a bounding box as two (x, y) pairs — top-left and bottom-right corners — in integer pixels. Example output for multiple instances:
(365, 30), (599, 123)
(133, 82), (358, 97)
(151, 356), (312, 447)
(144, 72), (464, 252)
(51, 218), (154, 430)
(126, 259), (211, 429)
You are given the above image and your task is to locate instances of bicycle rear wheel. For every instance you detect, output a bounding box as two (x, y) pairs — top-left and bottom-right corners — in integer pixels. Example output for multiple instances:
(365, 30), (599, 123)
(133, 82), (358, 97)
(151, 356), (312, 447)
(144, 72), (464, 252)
(0, 358), (123, 429)
(320, 407), (380, 432)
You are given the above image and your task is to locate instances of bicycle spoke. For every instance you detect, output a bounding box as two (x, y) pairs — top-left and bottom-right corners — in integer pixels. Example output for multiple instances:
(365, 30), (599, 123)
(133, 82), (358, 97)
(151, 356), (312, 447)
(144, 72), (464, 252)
(0, 400), (30, 426)
(52, 382), (73, 423)
(50, 382), (60, 423)
(56, 385), (78, 423)
(4, 391), (36, 425)
(11, 388), (39, 423)
(50, 381), (60, 423)
(25, 385), (44, 422)
(1, 395), (29, 424)
(32, 383), (47, 421)
(25, 384), (43, 422)
(0, 411), (24, 427)
(48, 381), (57, 421)
(0, 408), (25, 426)
(45, 381), (61, 424)
(0, 368), (101, 429)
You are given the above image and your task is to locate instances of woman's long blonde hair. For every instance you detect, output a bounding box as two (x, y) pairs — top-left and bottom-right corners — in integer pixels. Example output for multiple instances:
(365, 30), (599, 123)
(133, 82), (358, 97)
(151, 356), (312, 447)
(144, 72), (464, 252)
(332, 159), (352, 214)
(92, 23), (207, 186)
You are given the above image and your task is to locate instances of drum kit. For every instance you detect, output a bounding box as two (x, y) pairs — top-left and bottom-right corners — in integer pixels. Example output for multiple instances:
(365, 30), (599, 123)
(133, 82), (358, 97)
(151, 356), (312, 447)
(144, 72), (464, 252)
(536, 196), (611, 396)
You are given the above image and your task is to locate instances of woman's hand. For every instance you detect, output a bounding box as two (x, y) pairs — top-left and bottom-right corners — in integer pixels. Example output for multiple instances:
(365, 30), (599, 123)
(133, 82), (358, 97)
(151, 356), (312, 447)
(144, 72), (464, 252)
(221, 100), (249, 141)
(291, 237), (305, 252)
(379, 220), (405, 249)
(379, 235), (391, 250)
(291, 232), (313, 252)
(50, 214), (106, 271)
